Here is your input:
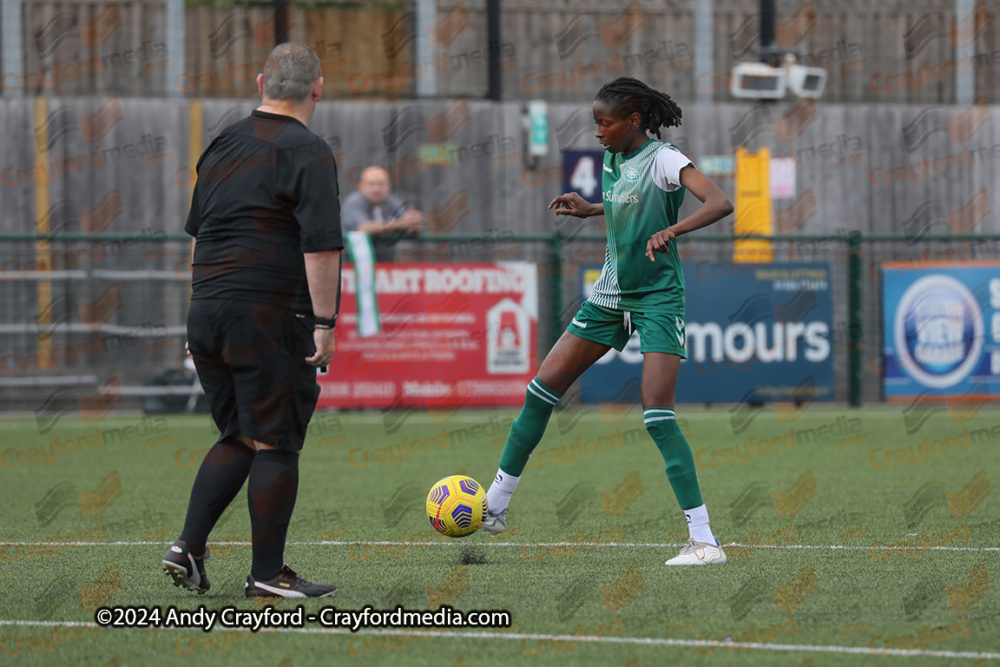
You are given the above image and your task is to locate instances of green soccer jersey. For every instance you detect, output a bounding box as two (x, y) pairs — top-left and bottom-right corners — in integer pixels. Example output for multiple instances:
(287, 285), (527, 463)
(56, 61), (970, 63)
(589, 139), (691, 312)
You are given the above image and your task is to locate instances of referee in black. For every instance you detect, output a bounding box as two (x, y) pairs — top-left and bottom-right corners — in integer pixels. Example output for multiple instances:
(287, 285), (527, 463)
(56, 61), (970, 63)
(163, 43), (341, 598)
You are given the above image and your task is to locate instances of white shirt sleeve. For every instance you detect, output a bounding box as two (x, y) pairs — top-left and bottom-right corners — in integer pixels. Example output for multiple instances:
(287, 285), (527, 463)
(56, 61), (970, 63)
(650, 146), (695, 192)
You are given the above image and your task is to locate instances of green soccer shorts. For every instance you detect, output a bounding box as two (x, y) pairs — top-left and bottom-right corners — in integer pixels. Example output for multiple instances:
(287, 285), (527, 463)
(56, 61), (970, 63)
(567, 300), (687, 358)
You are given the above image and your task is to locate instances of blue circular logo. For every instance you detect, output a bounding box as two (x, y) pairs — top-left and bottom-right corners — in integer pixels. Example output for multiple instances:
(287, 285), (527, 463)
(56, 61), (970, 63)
(894, 275), (983, 388)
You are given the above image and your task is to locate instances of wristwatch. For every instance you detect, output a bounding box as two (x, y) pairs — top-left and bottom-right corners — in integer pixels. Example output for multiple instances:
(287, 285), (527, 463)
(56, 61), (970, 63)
(315, 315), (337, 330)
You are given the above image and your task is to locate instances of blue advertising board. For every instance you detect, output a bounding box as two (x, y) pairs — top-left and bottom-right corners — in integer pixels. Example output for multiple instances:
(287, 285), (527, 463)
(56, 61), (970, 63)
(578, 263), (834, 404)
(882, 262), (1000, 401)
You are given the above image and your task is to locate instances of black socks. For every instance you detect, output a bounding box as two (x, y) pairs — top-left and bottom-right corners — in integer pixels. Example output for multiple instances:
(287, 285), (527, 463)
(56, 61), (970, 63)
(247, 449), (300, 581)
(179, 439), (255, 557)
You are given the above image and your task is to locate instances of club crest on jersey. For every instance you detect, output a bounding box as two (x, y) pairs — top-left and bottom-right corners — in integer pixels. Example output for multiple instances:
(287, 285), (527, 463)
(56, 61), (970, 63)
(623, 164), (640, 181)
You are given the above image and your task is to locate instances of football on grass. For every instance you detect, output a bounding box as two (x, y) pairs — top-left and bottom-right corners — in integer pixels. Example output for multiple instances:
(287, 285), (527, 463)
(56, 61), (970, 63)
(426, 475), (488, 537)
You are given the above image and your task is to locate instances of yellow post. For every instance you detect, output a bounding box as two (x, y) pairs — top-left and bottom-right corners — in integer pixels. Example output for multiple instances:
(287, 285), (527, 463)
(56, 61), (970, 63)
(186, 101), (203, 278)
(34, 97), (53, 367)
(733, 147), (774, 264)
(188, 100), (203, 196)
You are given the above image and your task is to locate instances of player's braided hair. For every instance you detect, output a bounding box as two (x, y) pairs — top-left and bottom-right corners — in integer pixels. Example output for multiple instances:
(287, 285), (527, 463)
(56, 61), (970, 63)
(595, 77), (682, 139)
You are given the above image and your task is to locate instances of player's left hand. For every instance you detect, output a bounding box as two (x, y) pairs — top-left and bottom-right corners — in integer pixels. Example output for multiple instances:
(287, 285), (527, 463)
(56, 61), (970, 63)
(646, 229), (677, 261)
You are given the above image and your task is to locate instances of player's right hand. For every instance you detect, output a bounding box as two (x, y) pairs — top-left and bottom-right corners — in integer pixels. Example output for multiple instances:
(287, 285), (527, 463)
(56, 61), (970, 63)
(548, 192), (594, 218)
(306, 328), (336, 367)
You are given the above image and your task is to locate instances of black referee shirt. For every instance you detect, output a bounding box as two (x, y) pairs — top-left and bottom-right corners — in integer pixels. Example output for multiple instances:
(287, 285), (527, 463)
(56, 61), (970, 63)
(185, 110), (343, 312)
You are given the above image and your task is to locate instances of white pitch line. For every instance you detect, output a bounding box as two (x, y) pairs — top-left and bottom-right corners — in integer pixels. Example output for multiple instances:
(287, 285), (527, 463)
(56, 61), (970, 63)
(0, 620), (997, 661)
(2, 540), (998, 552)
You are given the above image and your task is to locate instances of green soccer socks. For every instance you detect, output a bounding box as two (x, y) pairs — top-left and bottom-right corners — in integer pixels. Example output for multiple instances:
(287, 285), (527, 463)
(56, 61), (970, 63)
(498, 378), (561, 477)
(487, 378), (562, 513)
(644, 408), (716, 544)
(644, 407), (703, 509)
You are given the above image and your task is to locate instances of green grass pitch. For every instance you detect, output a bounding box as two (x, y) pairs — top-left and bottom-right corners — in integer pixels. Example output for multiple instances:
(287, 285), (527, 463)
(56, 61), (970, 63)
(1, 406), (998, 666)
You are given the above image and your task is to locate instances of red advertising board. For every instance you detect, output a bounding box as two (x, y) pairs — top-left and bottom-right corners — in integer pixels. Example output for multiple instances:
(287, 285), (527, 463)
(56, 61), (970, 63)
(317, 262), (539, 409)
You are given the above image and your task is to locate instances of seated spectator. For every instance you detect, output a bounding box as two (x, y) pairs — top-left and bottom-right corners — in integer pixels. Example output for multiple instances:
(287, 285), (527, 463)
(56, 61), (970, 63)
(341, 166), (424, 261)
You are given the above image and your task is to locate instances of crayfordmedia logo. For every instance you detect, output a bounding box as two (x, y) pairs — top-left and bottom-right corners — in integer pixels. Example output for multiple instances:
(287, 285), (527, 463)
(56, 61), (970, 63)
(895, 275), (983, 388)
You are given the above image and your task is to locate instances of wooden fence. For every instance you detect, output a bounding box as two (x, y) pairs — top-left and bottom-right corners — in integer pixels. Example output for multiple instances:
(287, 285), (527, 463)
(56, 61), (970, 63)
(0, 97), (997, 239)
(5, 0), (999, 103)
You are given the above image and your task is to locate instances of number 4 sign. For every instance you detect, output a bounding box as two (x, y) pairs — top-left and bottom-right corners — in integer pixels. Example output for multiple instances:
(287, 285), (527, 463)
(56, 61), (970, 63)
(562, 150), (604, 204)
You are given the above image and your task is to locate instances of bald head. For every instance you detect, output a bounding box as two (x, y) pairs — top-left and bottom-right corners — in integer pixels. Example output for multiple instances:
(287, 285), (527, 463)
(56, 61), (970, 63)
(359, 166), (391, 204)
(261, 43), (322, 103)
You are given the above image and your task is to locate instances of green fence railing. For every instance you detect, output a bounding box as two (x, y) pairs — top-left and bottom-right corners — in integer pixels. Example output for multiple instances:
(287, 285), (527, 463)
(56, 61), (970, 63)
(5, 231), (1000, 407)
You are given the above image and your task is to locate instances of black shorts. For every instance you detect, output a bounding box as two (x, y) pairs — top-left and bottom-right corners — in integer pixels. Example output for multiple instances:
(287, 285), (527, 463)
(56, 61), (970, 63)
(187, 298), (320, 451)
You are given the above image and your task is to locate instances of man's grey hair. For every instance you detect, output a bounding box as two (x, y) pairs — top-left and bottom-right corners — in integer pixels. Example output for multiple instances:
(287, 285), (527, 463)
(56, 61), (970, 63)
(262, 43), (322, 103)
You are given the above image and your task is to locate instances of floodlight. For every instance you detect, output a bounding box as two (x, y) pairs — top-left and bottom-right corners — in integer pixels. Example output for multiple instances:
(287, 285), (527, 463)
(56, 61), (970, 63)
(730, 62), (787, 100)
(786, 65), (827, 98)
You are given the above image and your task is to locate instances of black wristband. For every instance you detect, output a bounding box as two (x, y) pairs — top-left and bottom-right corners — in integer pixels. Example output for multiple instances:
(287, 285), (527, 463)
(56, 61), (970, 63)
(315, 315), (337, 329)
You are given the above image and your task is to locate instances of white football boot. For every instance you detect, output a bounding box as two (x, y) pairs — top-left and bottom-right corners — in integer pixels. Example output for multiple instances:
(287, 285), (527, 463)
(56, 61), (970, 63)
(479, 509), (507, 535)
(665, 538), (727, 565)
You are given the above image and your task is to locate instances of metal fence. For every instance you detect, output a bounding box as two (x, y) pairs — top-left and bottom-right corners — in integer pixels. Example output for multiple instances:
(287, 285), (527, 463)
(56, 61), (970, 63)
(3, 231), (997, 413)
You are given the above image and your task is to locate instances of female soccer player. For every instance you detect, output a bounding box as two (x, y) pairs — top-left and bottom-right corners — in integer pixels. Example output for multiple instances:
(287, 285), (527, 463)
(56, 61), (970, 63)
(482, 77), (734, 565)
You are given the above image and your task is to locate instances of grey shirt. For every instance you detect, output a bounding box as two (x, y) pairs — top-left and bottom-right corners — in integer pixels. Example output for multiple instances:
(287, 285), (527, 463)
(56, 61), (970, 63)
(341, 191), (409, 262)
